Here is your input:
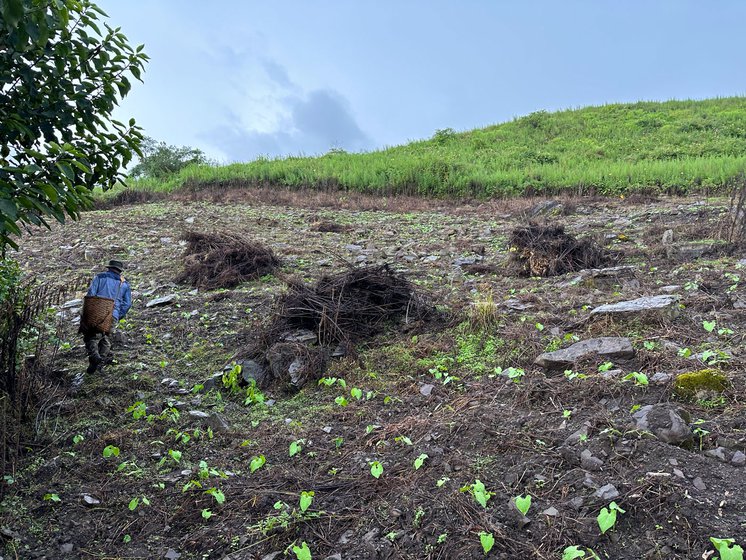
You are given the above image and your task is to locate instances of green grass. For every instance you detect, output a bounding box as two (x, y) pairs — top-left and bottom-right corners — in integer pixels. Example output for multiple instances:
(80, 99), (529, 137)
(119, 97), (746, 199)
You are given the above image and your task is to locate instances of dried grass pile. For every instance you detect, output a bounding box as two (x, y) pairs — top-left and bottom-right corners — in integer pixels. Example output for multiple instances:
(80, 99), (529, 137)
(509, 223), (608, 277)
(268, 264), (434, 345)
(176, 231), (280, 290)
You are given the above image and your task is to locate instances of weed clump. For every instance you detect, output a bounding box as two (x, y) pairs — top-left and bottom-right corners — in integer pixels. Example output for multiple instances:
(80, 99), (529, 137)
(508, 222), (609, 277)
(176, 231), (280, 290)
(673, 369), (729, 400)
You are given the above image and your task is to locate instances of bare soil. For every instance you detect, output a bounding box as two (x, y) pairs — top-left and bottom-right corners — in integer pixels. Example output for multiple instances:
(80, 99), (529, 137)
(4, 192), (746, 560)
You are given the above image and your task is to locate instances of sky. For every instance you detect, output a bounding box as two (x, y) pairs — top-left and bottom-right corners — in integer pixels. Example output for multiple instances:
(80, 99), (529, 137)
(98, 0), (746, 163)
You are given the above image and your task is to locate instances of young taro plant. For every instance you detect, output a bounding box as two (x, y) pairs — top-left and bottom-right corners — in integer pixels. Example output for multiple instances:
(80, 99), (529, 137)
(597, 501), (625, 534)
(710, 537), (744, 560)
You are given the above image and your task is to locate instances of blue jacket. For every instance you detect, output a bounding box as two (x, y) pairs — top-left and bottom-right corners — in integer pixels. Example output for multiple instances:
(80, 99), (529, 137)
(87, 270), (132, 320)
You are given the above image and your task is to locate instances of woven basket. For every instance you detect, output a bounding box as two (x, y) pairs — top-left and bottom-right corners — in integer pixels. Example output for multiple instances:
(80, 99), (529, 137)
(81, 295), (115, 334)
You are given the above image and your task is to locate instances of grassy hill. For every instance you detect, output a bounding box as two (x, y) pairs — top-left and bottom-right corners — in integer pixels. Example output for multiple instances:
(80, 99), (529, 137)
(128, 97), (746, 198)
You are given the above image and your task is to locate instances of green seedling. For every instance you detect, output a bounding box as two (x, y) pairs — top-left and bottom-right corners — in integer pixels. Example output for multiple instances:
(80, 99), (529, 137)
(598, 361), (613, 372)
(205, 487), (226, 504)
(535, 322), (544, 331)
(461, 480), (493, 508)
(128, 496), (150, 510)
(168, 449), (182, 463)
(126, 401), (147, 420)
(514, 494), (531, 516)
(597, 501), (625, 534)
(299, 491), (314, 512)
(72, 434), (84, 445)
(693, 420), (711, 451)
(250, 455), (266, 473)
(334, 396), (348, 407)
(365, 424), (380, 434)
(201, 509), (212, 519)
(292, 541), (312, 560)
(333, 437), (344, 449)
(703, 320), (716, 333)
(350, 387), (363, 400)
(43, 493), (61, 503)
(436, 477), (450, 487)
(562, 409), (572, 419)
(369, 461), (383, 479)
(479, 531), (494, 554)
(679, 347), (693, 358)
(103, 445), (120, 458)
(289, 439), (304, 457)
(710, 537), (744, 560)
(623, 371), (649, 386)
(562, 546), (600, 560)
(414, 453), (428, 470)
(643, 340), (657, 351)
(395, 435), (413, 446)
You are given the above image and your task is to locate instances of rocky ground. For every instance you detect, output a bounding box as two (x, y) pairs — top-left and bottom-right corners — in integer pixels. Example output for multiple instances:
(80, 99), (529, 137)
(3, 192), (746, 559)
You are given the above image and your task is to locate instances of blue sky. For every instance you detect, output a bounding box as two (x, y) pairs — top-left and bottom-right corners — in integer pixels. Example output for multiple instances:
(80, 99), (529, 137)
(99, 1), (746, 163)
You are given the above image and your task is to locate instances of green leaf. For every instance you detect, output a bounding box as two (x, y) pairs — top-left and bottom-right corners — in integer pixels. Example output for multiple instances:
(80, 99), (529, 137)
(128, 497), (139, 511)
(1, 0), (25, 28)
(249, 454), (266, 473)
(299, 491), (314, 513)
(413, 453), (428, 470)
(370, 461), (383, 479)
(289, 440), (303, 457)
(350, 387), (363, 400)
(562, 546), (587, 560)
(472, 479), (491, 508)
(201, 508), (212, 519)
(514, 494), (532, 516)
(102, 445), (120, 458)
(292, 541), (312, 560)
(479, 531), (494, 554)
(597, 501), (624, 534)
(710, 538), (744, 560)
(703, 320), (717, 333)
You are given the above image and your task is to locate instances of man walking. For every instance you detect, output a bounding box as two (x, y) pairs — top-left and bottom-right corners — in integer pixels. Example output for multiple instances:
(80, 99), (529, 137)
(81, 259), (132, 375)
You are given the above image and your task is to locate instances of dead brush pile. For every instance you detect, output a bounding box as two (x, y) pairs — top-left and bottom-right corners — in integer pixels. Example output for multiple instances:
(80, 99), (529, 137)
(509, 222), (609, 277)
(267, 264), (435, 345)
(176, 231), (280, 290)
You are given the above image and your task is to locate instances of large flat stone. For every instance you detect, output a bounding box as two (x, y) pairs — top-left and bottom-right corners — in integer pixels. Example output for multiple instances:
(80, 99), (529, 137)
(535, 337), (634, 369)
(590, 295), (679, 317)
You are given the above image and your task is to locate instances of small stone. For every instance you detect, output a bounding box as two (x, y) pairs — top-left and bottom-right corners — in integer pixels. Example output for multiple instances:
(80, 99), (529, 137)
(344, 244), (363, 253)
(164, 549), (181, 560)
(705, 447), (728, 462)
(338, 530), (354, 544)
(594, 484), (619, 500)
(322, 426), (332, 433)
(207, 412), (230, 432)
(650, 372), (672, 384)
(323, 555), (342, 560)
(732, 451), (746, 466)
(692, 477), (706, 491)
(632, 404), (692, 445)
(580, 449), (604, 471)
(534, 337), (634, 370)
(419, 384), (434, 397)
(188, 410), (210, 419)
(82, 493), (100, 506)
(567, 496), (584, 510)
(542, 506), (559, 517)
(146, 295), (177, 308)
(590, 295), (679, 318)
(280, 329), (317, 344)
(60, 543), (74, 553)
(662, 229), (674, 244)
(673, 469), (685, 479)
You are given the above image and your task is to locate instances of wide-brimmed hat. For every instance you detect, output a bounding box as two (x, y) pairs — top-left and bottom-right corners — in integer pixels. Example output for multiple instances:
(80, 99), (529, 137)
(107, 259), (125, 272)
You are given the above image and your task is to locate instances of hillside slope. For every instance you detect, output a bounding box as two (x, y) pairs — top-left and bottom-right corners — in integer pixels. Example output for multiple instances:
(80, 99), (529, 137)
(128, 97), (746, 198)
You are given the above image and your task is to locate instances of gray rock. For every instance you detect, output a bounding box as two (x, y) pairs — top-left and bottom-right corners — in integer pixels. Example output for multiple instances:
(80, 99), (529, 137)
(60, 543), (74, 554)
(344, 244), (363, 253)
(590, 295), (679, 318)
(164, 550), (181, 560)
(530, 200), (564, 217)
(534, 337), (634, 370)
(201, 372), (224, 392)
(61, 298), (83, 309)
(324, 555), (342, 560)
(732, 451), (746, 466)
(580, 449), (605, 471)
(594, 483), (619, 500)
(705, 447), (728, 462)
(280, 329), (317, 344)
(542, 506), (559, 517)
(81, 494), (100, 506)
(650, 372), (672, 384)
(633, 404), (692, 445)
(419, 384), (434, 397)
(662, 229), (674, 244)
(567, 496), (584, 510)
(453, 256), (480, 267)
(658, 285), (681, 294)
(207, 413), (230, 433)
(502, 298), (533, 311)
(146, 295), (176, 308)
(692, 477), (706, 491)
(188, 410), (210, 419)
(237, 359), (269, 387)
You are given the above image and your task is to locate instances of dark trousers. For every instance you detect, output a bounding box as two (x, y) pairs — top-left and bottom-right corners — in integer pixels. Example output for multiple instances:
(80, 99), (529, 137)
(84, 325), (115, 361)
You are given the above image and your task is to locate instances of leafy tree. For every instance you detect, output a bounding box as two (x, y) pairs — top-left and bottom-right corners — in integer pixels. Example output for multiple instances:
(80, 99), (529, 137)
(0, 0), (148, 251)
(129, 136), (209, 180)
